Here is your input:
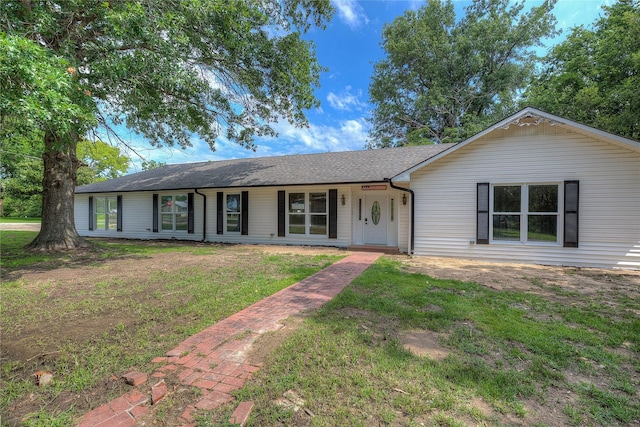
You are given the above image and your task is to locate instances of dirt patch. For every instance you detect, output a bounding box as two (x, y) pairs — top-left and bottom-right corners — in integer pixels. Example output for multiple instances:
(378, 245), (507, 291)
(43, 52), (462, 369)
(399, 329), (450, 360)
(398, 255), (640, 307)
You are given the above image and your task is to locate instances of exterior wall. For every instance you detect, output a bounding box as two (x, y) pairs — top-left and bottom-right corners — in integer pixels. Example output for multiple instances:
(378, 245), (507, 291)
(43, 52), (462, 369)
(75, 185), (353, 248)
(411, 124), (640, 268)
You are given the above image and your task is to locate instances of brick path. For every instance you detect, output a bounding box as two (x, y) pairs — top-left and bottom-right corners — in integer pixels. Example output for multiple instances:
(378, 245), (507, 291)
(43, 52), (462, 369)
(76, 251), (381, 426)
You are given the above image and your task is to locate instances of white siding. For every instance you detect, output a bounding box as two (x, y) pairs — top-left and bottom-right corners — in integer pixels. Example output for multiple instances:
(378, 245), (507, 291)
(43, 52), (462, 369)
(75, 185), (352, 248)
(411, 124), (640, 269)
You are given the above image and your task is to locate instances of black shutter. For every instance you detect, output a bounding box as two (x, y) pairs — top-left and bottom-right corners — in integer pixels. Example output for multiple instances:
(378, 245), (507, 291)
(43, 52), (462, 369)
(564, 180), (579, 247)
(277, 190), (285, 237)
(152, 194), (158, 232)
(241, 191), (249, 235)
(477, 183), (490, 244)
(217, 192), (224, 234)
(88, 196), (94, 231)
(116, 195), (123, 232)
(328, 189), (338, 239)
(187, 192), (195, 234)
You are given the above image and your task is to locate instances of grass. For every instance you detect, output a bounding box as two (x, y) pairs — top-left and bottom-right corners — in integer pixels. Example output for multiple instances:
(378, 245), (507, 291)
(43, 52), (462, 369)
(0, 217), (41, 223)
(203, 257), (640, 426)
(0, 231), (343, 426)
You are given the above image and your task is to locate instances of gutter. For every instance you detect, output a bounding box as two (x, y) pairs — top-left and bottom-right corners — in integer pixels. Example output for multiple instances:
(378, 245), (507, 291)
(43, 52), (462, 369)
(385, 178), (415, 254)
(194, 189), (206, 242)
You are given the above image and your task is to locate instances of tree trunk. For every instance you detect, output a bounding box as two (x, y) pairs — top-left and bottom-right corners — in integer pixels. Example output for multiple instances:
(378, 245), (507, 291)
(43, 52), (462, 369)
(26, 131), (90, 250)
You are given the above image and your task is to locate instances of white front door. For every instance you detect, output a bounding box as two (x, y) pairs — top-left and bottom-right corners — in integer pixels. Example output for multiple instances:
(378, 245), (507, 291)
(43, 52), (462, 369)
(364, 196), (387, 245)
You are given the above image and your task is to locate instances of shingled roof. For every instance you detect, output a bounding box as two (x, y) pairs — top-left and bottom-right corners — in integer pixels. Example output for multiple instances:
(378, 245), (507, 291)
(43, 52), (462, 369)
(75, 144), (455, 193)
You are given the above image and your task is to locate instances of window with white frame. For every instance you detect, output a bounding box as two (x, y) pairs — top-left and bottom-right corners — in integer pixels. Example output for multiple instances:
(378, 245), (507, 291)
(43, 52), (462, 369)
(288, 192), (327, 236)
(160, 194), (188, 231)
(95, 196), (117, 230)
(226, 193), (241, 232)
(492, 184), (559, 243)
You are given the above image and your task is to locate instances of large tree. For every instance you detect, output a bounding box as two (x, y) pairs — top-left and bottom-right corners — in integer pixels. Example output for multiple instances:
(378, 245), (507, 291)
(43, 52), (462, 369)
(525, 0), (640, 140)
(1, 0), (332, 249)
(1, 137), (130, 217)
(367, 0), (557, 147)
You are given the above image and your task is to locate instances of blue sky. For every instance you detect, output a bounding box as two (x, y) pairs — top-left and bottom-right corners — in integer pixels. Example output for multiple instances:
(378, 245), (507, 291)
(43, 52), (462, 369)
(126, 0), (610, 171)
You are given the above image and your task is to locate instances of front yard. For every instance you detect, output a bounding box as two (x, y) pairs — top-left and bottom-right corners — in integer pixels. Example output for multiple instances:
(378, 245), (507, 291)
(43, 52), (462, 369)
(1, 231), (638, 426)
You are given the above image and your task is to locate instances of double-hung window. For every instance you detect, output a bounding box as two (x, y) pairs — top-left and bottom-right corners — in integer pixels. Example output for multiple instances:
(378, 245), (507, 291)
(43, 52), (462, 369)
(492, 184), (559, 243)
(95, 196), (117, 230)
(226, 194), (241, 232)
(288, 192), (327, 236)
(161, 194), (188, 231)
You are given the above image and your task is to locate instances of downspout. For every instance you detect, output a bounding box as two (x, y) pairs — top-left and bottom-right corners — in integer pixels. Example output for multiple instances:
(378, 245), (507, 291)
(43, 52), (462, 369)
(386, 178), (415, 254)
(194, 189), (206, 242)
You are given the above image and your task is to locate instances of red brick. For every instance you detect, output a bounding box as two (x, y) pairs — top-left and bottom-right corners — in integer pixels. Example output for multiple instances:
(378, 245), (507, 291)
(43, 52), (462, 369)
(151, 356), (168, 363)
(151, 380), (168, 405)
(195, 391), (234, 410)
(240, 364), (261, 373)
(221, 375), (246, 387)
(77, 404), (116, 427)
(96, 411), (135, 426)
(213, 381), (240, 393)
(176, 352), (196, 365)
(192, 378), (218, 390)
(122, 371), (147, 386)
(166, 348), (185, 357)
(177, 368), (195, 381)
(159, 364), (178, 371)
(109, 396), (132, 413)
(152, 372), (166, 378)
(181, 405), (197, 422)
(128, 404), (148, 418)
(229, 401), (254, 426)
(123, 389), (148, 406)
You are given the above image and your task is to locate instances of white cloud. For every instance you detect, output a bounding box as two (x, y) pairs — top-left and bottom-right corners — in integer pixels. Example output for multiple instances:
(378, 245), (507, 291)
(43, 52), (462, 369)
(326, 86), (368, 111)
(331, 0), (369, 29)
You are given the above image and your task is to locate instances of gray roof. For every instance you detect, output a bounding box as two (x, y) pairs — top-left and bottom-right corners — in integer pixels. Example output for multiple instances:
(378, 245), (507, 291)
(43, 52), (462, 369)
(75, 144), (455, 193)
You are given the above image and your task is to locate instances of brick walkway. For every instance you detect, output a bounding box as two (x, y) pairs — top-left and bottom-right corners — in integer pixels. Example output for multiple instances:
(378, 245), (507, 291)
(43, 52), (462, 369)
(76, 252), (381, 427)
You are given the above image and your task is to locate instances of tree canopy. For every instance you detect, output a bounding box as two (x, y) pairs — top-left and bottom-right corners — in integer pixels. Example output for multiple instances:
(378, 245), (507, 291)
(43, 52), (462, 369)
(1, 0), (333, 249)
(525, 0), (640, 140)
(367, 0), (558, 147)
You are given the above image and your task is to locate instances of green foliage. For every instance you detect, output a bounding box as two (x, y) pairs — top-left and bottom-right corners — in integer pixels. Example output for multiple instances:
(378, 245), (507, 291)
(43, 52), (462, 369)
(1, 0), (332, 246)
(368, 0), (558, 147)
(76, 139), (130, 184)
(1, 0), (333, 151)
(526, 0), (640, 140)
(141, 159), (167, 171)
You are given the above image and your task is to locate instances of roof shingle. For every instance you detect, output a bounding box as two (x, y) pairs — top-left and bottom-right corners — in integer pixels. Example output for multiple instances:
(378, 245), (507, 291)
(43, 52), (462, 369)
(75, 145), (454, 193)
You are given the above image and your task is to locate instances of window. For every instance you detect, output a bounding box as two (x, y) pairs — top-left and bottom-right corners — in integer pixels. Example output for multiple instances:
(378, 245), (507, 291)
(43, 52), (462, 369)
(492, 184), (559, 243)
(288, 192), (327, 236)
(226, 194), (241, 232)
(95, 197), (118, 230)
(161, 194), (188, 231)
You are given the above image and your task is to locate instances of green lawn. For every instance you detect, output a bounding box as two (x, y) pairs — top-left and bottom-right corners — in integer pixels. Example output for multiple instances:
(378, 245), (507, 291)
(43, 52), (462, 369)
(0, 217), (41, 223)
(203, 258), (640, 427)
(0, 231), (343, 426)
